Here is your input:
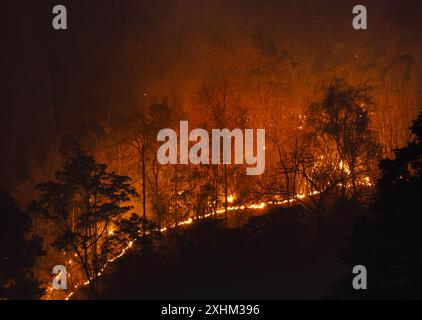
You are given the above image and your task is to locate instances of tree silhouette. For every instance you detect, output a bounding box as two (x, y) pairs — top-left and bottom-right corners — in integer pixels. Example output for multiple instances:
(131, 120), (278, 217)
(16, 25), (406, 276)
(308, 78), (380, 199)
(29, 148), (138, 295)
(331, 111), (422, 299)
(0, 188), (44, 299)
(125, 100), (177, 230)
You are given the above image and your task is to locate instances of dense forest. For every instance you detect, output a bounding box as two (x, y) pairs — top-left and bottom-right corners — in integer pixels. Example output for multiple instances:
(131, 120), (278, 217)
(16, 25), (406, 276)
(1, 0), (422, 299)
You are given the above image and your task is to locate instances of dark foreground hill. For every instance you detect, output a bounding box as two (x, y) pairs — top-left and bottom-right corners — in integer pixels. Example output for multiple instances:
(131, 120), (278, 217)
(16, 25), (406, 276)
(77, 204), (361, 299)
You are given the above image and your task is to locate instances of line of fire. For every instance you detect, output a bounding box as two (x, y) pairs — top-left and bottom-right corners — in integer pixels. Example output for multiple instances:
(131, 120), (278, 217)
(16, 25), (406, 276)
(1, 1), (422, 300)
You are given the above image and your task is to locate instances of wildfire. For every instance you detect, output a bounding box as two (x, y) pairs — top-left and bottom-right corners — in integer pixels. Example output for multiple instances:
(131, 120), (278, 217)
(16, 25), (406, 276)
(339, 160), (350, 174)
(51, 192), (321, 300)
(227, 195), (235, 203)
(247, 202), (266, 210)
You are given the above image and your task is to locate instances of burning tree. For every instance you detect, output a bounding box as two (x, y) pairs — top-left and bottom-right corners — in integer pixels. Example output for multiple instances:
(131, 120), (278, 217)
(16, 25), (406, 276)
(198, 76), (250, 219)
(307, 78), (381, 200)
(124, 99), (179, 230)
(260, 78), (381, 223)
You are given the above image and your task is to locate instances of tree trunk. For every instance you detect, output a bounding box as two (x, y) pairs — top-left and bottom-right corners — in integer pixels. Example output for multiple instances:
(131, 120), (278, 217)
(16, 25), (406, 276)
(141, 150), (146, 233)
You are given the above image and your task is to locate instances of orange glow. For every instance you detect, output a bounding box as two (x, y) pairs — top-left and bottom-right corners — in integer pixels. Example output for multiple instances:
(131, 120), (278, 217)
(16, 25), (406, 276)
(227, 195), (235, 203)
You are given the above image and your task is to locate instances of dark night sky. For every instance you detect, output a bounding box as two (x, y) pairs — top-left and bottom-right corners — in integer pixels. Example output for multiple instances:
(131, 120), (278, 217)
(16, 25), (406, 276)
(1, 0), (422, 189)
